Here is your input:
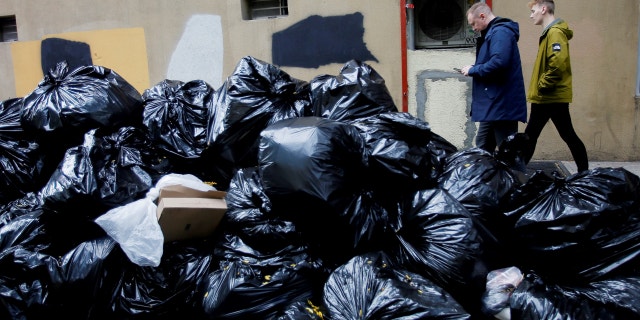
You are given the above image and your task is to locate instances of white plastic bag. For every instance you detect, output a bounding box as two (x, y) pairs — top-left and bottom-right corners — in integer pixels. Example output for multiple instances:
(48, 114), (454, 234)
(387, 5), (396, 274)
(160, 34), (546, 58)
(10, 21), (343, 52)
(481, 266), (524, 320)
(95, 173), (216, 266)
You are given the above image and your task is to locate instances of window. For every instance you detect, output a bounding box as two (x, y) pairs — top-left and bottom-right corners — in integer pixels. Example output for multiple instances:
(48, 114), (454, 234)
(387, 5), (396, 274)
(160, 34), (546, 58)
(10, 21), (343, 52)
(0, 15), (17, 42)
(244, 0), (288, 20)
(413, 0), (482, 49)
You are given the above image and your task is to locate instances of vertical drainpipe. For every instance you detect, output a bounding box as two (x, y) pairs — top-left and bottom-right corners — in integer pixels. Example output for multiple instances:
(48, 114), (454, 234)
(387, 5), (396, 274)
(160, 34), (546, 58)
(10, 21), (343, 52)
(400, 0), (410, 112)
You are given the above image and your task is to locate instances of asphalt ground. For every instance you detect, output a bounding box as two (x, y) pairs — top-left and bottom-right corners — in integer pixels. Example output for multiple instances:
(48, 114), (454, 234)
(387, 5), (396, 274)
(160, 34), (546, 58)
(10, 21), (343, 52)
(561, 161), (640, 177)
(524, 160), (640, 178)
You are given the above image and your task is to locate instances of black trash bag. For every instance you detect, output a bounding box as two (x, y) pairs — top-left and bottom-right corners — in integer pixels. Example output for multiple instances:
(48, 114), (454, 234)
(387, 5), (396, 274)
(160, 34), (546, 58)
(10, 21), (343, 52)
(101, 239), (215, 319)
(502, 169), (557, 215)
(510, 272), (640, 319)
(505, 167), (640, 283)
(384, 187), (489, 317)
(0, 98), (49, 204)
(0, 230), (118, 320)
(0, 193), (101, 258)
(202, 56), (310, 189)
(223, 167), (307, 254)
(494, 132), (529, 174)
(141, 79), (213, 176)
(438, 148), (520, 220)
(0, 209), (50, 319)
(322, 251), (471, 320)
(437, 148), (522, 269)
(272, 299), (327, 320)
(0, 192), (45, 229)
(308, 59), (398, 121)
(349, 111), (457, 194)
(0, 208), (47, 255)
(21, 60), (143, 139)
(20, 61), (145, 184)
(259, 116), (365, 211)
(258, 116), (371, 266)
(336, 190), (397, 261)
(39, 126), (172, 218)
(0, 211), (49, 320)
(197, 234), (327, 320)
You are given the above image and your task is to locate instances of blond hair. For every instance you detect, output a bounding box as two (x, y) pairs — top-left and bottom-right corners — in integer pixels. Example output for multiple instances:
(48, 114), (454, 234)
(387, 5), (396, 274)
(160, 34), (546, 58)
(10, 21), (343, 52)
(528, 0), (555, 14)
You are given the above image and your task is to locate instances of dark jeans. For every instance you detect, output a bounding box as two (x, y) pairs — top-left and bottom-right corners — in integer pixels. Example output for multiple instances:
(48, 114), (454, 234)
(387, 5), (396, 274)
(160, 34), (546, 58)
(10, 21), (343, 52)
(524, 103), (589, 172)
(475, 120), (519, 154)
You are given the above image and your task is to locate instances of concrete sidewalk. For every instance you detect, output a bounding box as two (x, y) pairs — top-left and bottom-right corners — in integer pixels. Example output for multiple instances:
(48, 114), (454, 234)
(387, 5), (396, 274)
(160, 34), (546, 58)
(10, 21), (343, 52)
(561, 161), (640, 177)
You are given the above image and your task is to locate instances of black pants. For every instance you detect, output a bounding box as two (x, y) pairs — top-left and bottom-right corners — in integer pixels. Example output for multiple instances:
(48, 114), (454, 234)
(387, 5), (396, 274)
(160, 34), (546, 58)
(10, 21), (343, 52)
(475, 120), (519, 154)
(524, 103), (589, 172)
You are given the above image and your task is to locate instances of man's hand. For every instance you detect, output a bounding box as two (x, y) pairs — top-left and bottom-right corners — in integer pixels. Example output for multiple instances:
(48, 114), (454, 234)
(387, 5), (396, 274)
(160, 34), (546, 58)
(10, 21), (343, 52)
(460, 65), (473, 76)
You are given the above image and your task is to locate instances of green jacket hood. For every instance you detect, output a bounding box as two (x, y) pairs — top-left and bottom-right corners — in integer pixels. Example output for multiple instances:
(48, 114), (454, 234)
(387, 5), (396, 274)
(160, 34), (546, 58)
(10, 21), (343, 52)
(543, 19), (573, 41)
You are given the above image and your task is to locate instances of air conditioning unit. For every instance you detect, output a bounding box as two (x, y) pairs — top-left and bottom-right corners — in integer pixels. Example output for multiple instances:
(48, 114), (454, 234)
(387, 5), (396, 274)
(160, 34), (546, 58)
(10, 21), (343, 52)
(414, 0), (482, 49)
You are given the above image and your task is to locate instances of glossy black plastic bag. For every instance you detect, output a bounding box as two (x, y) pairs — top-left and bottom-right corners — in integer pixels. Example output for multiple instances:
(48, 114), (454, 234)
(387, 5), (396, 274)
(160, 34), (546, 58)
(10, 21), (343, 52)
(0, 222), (118, 320)
(142, 79), (213, 162)
(0, 192), (45, 229)
(323, 251), (471, 320)
(0, 98), (48, 204)
(437, 148), (522, 269)
(308, 60), (398, 121)
(40, 126), (171, 218)
(104, 239), (215, 319)
(258, 116), (369, 265)
(510, 272), (640, 319)
(203, 56), (310, 189)
(350, 111), (457, 194)
(259, 116), (365, 210)
(506, 167), (640, 283)
(223, 167), (306, 254)
(21, 60), (143, 137)
(438, 148), (520, 221)
(385, 188), (489, 317)
(197, 234), (326, 319)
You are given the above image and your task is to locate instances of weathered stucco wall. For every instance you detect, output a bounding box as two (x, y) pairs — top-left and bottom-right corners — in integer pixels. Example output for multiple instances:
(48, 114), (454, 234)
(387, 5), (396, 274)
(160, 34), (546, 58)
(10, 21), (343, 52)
(498, 0), (640, 161)
(407, 48), (477, 149)
(0, 0), (403, 108)
(1, 0), (639, 161)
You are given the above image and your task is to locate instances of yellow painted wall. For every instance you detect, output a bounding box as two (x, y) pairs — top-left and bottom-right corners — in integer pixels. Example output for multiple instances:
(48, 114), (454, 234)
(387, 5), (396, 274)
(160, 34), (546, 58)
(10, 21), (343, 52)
(10, 28), (149, 97)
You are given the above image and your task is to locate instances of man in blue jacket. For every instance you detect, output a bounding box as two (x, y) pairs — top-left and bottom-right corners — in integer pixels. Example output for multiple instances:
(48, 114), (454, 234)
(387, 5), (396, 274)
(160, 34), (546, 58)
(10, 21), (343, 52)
(459, 2), (527, 154)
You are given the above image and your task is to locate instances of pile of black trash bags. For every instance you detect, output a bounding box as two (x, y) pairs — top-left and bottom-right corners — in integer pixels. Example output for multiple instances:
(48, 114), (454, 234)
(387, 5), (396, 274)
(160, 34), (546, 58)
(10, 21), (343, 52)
(1, 57), (639, 320)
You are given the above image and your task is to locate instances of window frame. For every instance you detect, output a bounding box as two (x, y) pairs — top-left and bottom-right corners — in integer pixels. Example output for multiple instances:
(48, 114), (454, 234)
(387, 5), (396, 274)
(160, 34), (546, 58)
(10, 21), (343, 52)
(0, 15), (18, 42)
(244, 0), (289, 21)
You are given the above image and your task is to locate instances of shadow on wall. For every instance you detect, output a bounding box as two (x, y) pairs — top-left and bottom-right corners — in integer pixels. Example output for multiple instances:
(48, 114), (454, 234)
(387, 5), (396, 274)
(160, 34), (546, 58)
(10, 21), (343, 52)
(272, 13), (378, 68)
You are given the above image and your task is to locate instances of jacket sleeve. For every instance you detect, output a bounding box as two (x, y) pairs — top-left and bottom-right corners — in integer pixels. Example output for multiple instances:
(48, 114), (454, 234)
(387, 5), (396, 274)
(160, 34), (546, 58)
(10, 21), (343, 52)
(538, 28), (569, 91)
(469, 27), (515, 79)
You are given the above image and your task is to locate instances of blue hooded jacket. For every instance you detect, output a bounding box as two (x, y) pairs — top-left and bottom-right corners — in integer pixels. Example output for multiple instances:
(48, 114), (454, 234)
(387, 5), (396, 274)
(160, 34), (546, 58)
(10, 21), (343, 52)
(468, 17), (527, 123)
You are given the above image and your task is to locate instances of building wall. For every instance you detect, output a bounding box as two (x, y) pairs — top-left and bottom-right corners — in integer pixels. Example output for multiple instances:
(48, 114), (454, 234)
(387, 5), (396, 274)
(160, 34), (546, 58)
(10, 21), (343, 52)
(1, 0), (640, 161)
(0, 0), (403, 105)
(410, 0), (640, 161)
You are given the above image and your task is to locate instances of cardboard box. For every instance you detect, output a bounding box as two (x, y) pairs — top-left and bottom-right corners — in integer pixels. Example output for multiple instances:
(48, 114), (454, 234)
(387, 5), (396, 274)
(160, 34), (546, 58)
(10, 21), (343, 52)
(156, 185), (227, 242)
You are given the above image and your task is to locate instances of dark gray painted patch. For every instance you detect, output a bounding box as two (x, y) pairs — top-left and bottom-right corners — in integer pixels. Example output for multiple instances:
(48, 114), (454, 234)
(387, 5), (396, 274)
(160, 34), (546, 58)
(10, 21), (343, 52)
(41, 38), (92, 74)
(272, 13), (377, 68)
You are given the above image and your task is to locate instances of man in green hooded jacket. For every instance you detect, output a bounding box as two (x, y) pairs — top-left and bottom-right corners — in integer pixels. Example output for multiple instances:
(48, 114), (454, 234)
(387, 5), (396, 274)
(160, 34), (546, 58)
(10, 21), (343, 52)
(524, 0), (588, 172)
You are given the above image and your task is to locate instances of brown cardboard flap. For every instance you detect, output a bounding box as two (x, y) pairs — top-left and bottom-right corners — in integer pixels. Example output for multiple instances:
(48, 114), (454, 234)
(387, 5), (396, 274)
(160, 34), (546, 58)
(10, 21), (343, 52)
(156, 185), (227, 242)
(158, 185), (226, 200)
